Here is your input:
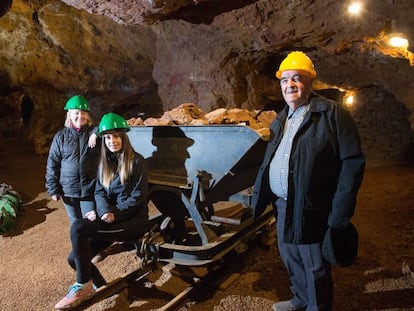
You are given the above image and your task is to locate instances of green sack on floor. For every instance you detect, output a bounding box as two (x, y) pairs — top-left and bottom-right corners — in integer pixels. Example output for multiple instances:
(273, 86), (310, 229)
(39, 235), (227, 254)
(0, 183), (23, 234)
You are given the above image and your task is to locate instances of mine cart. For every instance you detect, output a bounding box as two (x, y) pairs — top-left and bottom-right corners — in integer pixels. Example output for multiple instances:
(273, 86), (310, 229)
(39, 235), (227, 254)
(127, 125), (274, 266)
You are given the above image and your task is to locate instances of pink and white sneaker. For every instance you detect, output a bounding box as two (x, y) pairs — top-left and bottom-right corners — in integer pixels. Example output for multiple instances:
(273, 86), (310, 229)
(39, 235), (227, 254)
(55, 280), (95, 310)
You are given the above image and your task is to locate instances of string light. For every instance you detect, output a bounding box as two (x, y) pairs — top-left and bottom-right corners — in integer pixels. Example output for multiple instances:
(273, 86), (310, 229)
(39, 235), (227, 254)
(345, 95), (354, 107)
(348, 2), (363, 15)
(388, 34), (409, 48)
(343, 91), (355, 108)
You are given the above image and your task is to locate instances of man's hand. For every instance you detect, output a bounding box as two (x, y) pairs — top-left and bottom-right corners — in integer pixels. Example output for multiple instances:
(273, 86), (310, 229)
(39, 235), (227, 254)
(101, 212), (115, 223)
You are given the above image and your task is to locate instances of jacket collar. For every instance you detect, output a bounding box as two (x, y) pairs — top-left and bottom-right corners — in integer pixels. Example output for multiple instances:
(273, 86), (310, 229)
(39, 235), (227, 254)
(308, 93), (331, 113)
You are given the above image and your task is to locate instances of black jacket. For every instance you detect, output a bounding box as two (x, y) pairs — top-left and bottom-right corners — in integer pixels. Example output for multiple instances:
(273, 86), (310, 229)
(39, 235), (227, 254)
(95, 153), (148, 222)
(45, 126), (100, 198)
(252, 95), (365, 243)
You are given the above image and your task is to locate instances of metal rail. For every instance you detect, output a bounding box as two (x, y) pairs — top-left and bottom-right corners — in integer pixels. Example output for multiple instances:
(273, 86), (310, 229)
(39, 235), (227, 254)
(63, 220), (273, 311)
(65, 255), (220, 311)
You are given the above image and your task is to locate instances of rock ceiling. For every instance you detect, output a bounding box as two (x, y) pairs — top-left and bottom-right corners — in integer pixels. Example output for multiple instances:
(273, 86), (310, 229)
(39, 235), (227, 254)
(0, 0), (413, 158)
(60, 0), (414, 108)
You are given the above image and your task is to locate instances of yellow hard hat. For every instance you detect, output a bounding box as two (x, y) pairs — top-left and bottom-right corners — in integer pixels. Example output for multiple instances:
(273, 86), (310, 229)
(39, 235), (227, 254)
(275, 51), (317, 79)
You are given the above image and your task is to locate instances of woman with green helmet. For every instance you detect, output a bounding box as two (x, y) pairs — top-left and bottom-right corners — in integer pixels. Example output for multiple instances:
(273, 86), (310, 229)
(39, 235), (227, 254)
(46, 95), (100, 224)
(55, 113), (150, 310)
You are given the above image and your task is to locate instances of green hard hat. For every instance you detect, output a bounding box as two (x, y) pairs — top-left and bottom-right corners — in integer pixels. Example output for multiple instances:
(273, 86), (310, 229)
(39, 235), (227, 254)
(98, 112), (130, 136)
(64, 95), (90, 111)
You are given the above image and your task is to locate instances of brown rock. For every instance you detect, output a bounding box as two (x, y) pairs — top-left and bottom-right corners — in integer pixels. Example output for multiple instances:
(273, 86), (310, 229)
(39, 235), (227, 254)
(161, 103), (205, 125)
(143, 117), (174, 126)
(204, 108), (228, 124)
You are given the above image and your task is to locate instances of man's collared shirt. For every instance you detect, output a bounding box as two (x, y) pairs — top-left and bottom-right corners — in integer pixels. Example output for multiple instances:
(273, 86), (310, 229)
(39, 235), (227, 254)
(268, 104), (309, 199)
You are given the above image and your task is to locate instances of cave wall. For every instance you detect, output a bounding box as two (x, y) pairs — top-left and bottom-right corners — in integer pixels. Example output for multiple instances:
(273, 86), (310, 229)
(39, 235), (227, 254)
(0, 0), (413, 163)
(350, 86), (413, 164)
(0, 0), (162, 153)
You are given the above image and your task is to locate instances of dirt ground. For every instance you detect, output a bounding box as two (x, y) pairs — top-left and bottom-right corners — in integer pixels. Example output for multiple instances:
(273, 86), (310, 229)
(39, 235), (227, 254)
(1, 132), (414, 311)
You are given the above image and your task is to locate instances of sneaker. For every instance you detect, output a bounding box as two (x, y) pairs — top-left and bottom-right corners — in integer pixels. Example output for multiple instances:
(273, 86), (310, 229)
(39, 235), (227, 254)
(55, 281), (95, 310)
(272, 300), (304, 311)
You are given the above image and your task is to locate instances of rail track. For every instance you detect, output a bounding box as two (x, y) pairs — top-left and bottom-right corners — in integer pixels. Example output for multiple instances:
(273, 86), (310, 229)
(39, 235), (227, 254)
(67, 215), (274, 311)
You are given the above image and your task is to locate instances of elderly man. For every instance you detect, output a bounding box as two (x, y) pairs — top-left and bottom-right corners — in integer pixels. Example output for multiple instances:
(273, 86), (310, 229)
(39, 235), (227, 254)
(252, 51), (365, 311)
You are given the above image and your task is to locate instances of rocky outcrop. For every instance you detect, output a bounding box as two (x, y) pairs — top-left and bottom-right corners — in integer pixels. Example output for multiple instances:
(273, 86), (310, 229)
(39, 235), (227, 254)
(0, 0), (413, 163)
(0, 0), (162, 153)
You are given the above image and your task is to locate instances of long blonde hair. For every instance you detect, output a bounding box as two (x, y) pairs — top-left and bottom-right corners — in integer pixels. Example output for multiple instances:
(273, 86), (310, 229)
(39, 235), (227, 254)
(98, 131), (135, 188)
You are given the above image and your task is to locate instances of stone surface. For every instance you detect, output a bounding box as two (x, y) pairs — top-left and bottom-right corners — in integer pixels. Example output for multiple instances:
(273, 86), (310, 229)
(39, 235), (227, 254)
(0, 0), (413, 162)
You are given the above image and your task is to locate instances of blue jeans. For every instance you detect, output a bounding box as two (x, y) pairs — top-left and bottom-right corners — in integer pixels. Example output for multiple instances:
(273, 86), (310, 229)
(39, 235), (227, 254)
(62, 196), (96, 224)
